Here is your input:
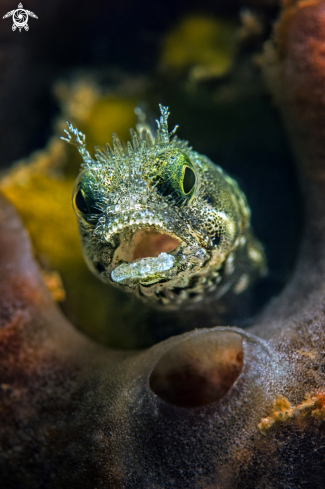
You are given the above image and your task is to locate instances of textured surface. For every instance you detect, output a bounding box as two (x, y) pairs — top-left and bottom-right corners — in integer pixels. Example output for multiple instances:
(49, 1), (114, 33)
(1, 0), (325, 487)
(63, 105), (265, 309)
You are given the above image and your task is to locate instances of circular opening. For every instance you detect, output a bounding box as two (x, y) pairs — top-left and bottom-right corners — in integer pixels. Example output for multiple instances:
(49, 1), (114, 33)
(149, 331), (243, 409)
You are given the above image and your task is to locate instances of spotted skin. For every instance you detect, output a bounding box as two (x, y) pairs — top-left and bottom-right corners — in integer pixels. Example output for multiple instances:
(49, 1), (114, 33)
(62, 105), (266, 310)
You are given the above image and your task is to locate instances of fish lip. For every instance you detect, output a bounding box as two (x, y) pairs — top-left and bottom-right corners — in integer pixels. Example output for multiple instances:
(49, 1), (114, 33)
(102, 216), (188, 242)
(108, 242), (209, 287)
(95, 203), (192, 242)
(102, 219), (208, 289)
(96, 211), (209, 286)
(110, 252), (178, 286)
(106, 223), (186, 286)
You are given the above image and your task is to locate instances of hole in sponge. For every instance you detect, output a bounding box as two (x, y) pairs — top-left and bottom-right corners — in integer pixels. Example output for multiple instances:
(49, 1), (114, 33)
(149, 331), (243, 409)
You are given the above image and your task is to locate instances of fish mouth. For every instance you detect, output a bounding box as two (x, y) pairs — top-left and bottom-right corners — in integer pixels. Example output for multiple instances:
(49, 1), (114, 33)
(109, 227), (183, 285)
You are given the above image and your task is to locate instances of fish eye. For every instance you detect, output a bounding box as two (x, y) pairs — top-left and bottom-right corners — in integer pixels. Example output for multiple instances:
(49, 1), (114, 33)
(72, 173), (102, 217)
(182, 166), (196, 195)
(155, 150), (197, 204)
(75, 189), (89, 214)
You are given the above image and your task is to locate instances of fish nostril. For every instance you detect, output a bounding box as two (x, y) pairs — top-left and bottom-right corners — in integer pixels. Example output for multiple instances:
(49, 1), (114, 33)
(149, 331), (243, 409)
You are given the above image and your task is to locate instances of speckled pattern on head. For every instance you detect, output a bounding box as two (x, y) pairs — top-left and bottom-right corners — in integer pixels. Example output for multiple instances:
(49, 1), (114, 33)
(62, 104), (266, 309)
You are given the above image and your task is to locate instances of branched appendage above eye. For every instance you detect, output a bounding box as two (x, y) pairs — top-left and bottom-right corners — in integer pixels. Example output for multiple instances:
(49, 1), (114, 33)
(62, 104), (266, 310)
(156, 104), (178, 145)
(61, 122), (94, 167)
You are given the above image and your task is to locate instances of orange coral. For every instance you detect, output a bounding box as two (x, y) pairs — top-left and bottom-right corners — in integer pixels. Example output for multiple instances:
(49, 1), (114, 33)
(258, 392), (325, 434)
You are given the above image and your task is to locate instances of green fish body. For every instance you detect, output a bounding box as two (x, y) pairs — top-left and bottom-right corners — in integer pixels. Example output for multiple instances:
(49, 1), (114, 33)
(62, 105), (266, 311)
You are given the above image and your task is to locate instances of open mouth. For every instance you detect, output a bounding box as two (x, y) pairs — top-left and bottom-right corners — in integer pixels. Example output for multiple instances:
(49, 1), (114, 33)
(110, 229), (182, 284)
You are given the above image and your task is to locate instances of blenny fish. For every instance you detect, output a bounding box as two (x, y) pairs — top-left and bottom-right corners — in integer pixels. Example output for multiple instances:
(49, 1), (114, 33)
(62, 105), (266, 310)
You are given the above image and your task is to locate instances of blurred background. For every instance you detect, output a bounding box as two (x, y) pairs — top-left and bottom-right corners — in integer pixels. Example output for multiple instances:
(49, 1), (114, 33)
(0, 0), (280, 166)
(0, 0), (301, 348)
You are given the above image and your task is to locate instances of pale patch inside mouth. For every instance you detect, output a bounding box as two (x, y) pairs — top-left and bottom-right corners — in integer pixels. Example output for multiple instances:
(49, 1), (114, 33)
(133, 231), (181, 260)
(110, 229), (181, 284)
